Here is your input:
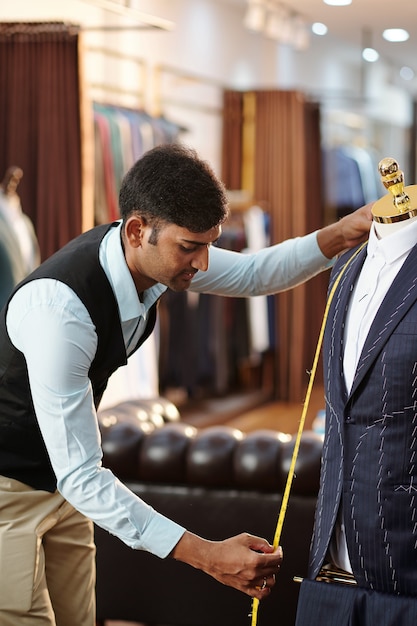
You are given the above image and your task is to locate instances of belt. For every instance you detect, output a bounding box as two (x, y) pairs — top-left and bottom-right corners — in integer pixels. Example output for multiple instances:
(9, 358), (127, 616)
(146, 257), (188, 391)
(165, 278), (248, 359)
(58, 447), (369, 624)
(294, 565), (357, 586)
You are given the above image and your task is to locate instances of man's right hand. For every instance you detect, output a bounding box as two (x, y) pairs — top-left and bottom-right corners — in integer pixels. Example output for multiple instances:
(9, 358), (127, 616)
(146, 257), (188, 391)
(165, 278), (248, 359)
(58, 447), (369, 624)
(170, 530), (283, 599)
(316, 202), (373, 259)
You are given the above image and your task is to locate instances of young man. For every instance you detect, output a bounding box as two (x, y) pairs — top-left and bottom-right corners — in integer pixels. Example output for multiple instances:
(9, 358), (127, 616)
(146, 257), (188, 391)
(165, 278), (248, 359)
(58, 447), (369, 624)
(0, 143), (372, 625)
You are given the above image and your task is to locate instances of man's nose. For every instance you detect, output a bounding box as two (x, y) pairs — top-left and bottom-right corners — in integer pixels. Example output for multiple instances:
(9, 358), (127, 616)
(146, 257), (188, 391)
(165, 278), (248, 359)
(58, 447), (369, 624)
(191, 246), (209, 272)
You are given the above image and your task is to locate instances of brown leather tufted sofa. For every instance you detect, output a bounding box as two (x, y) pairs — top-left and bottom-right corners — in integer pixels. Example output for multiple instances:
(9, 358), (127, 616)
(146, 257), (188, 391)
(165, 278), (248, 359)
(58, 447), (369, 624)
(95, 398), (323, 626)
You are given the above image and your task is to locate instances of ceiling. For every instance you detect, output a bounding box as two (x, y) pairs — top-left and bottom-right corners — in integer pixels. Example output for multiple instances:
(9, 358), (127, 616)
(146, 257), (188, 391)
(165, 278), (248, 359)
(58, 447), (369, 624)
(234, 0), (417, 83)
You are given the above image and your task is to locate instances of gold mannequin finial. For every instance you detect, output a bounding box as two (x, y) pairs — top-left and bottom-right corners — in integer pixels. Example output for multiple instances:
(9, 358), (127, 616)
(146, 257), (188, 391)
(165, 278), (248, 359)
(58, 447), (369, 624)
(372, 157), (417, 223)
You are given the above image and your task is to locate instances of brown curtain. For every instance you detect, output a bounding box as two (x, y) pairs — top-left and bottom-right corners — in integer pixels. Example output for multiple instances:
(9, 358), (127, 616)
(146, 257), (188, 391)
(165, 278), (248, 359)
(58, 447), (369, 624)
(0, 22), (83, 261)
(221, 90), (244, 190)
(303, 100), (327, 392)
(222, 89), (326, 402)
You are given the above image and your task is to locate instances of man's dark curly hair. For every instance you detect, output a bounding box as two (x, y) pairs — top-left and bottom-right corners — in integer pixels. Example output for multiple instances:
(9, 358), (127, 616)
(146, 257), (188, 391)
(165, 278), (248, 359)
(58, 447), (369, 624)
(119, 143), (229, 238)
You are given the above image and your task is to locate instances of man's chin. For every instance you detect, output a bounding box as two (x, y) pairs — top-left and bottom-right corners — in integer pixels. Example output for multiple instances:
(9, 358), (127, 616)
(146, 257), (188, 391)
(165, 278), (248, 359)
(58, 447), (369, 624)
(168, 278), (193, 292)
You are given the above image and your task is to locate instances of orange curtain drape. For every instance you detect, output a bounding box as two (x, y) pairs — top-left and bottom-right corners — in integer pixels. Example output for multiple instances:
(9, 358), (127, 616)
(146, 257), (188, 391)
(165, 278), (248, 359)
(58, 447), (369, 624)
(0, 22), (83, 261)
(222, 89), (326, 402)
(221, 90), (244, 190)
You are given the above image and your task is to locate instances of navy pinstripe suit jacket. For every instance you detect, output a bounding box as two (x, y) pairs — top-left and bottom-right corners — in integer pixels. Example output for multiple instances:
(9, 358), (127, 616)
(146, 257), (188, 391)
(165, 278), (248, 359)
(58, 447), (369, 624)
(308, 240), (417, 596)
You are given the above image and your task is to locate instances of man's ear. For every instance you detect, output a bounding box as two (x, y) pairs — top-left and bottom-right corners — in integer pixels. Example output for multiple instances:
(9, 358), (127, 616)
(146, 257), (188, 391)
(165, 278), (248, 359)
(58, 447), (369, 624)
(124, 215), (146, 248)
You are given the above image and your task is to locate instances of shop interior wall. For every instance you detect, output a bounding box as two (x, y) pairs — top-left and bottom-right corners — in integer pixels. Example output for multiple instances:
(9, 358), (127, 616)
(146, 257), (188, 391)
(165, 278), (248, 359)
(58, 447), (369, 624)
(1, 0), (415, 405)
(1, 0), (414, 179)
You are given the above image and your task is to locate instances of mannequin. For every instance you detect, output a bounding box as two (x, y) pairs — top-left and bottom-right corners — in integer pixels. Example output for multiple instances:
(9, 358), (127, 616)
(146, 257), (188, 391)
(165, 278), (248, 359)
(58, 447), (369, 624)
(1, 165), (23, 195)
(0, 165), (40, 277)
(295, 158), (417, 626)
(0, 167), (26, 308)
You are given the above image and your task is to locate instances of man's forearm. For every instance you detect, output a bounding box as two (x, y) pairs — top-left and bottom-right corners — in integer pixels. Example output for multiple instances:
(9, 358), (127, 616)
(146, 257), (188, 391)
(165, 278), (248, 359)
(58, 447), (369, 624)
(316, 221), (348, 259)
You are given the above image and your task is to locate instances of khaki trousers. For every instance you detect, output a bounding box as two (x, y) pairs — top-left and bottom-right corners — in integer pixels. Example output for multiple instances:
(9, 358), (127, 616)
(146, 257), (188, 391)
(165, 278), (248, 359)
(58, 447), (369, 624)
(0, 475), (96, 626)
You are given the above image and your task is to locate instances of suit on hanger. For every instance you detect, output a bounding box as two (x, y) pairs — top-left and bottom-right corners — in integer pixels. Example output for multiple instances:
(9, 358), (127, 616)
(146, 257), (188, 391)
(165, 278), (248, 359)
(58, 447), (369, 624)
(296, 240), (417, 625)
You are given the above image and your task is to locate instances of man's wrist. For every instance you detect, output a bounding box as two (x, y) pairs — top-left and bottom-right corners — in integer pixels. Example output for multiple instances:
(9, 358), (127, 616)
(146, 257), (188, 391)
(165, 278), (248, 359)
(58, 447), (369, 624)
(316, 222), (344, 260)
(170, 531), (211, 570)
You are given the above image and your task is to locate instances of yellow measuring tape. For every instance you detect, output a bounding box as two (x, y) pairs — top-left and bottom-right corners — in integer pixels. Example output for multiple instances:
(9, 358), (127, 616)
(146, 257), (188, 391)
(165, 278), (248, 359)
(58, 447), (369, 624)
(250, 241), (367, 626)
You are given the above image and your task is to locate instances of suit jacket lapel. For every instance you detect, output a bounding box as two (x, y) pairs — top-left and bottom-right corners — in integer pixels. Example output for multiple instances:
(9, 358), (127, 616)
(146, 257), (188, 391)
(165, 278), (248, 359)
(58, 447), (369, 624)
(350, 242), (417, 396)
(327, 245), (368, 402)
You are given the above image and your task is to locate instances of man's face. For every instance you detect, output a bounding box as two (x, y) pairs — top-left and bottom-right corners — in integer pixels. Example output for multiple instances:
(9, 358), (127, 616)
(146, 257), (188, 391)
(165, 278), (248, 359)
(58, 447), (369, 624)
(125, 217), (222, 292)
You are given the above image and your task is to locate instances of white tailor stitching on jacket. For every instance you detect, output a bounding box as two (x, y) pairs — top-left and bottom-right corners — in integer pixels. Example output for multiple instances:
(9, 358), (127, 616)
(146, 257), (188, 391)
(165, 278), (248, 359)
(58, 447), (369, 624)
(354, 280), (417, 381)
(379, 351), (399, 590)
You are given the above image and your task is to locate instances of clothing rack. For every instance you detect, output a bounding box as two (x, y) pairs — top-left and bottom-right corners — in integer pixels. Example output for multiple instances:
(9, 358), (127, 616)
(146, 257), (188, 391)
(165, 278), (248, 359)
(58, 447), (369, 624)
(89, 84), (144, 102)
(82, 25), (164, 32)
(92, 102), (182, 223)
(84, 46), (146, 107)
(152, 64), (225, 118)
(85, 45), (146, 66)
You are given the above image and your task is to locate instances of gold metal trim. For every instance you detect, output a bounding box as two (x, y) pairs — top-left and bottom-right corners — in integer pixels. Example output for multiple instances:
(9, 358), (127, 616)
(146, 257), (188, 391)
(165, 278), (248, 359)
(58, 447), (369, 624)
(372, 157), (417, 223)
(294, 567), (357, 586)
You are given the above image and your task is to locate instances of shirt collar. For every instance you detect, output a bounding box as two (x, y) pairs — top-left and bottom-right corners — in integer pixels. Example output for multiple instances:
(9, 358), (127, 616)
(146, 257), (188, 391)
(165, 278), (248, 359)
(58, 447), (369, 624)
(368, 217), (417, 265)
(100, 221), (167, 323)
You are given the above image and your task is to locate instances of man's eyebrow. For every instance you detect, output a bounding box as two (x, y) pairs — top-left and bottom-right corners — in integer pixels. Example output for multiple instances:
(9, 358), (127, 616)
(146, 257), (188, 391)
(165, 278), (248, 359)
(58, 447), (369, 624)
(181, 236), (221, 246)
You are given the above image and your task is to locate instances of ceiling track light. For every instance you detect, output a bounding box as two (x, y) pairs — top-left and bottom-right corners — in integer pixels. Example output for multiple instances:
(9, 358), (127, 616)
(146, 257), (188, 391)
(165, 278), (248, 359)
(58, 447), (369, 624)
(244, 0), (267, 32)
(244, 0), (310, 50)
(323, 0), (352, 6)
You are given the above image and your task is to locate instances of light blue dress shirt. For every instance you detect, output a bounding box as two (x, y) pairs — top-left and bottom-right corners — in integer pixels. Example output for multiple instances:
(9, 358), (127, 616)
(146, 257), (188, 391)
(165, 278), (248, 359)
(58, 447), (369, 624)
(6, 222), (329, 557)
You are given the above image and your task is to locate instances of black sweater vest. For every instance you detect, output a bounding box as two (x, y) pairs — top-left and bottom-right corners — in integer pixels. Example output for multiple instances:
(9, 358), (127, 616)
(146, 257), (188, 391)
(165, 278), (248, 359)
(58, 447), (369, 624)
(0, 223), (157, 492)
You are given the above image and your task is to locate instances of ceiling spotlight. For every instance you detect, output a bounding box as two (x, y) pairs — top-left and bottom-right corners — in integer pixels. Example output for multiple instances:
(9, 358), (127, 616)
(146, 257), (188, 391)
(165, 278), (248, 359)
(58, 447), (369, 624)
(400, 66), (414, 81)
(362, 47), (379, 62)
(383, 28), (409, 43)
(312, 22), (328, 36)
(323, 0), (352, 6)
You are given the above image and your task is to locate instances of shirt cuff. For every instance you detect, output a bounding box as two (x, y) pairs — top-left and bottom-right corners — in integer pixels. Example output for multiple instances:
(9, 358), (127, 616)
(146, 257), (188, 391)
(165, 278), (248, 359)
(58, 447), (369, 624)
(132, 510), (186, 559)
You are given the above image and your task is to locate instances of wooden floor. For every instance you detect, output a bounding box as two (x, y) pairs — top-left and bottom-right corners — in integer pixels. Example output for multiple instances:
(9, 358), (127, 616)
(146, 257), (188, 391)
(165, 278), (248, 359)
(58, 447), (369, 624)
(179, 385), (325, 435)
(226, 385), (325, 434)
